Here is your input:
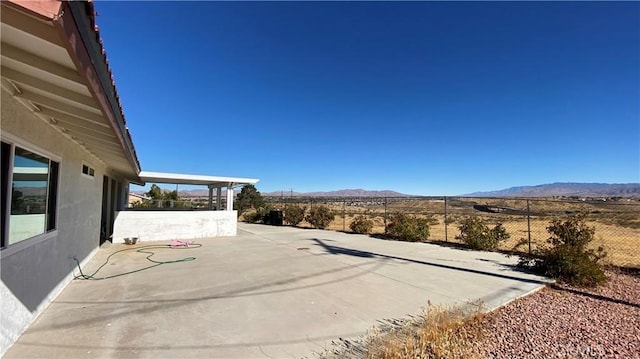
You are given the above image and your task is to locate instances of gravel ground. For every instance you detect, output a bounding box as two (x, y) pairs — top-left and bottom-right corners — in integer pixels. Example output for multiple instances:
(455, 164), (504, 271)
(319, 270), (639, 359)
(467, 270), (640, 359)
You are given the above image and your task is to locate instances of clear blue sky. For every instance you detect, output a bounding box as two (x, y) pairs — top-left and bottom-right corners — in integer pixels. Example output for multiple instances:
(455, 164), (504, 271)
(94, 1), (639, 196)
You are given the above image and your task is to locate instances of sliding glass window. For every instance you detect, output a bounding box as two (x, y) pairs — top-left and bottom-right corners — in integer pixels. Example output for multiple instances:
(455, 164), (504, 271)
(1, 142), (58, 248)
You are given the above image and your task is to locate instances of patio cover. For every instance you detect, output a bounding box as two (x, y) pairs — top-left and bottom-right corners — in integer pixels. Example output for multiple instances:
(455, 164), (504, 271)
(138, 171), (259, 210)
(139, 171), (258, 187)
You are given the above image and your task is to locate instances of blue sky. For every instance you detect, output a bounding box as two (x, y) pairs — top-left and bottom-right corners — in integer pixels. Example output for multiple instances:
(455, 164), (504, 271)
(94, 1), (639, 196)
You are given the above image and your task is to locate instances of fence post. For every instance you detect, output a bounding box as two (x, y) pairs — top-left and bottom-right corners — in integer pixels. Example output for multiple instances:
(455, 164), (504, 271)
(444, 196), (448, 242)
(384, 197), (388, 234)
(342, 199), (346, 232)
(527, 199), (532, 254)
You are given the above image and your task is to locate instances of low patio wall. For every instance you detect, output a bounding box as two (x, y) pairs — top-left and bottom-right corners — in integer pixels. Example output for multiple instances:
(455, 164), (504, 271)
(112, 210), (237, 243)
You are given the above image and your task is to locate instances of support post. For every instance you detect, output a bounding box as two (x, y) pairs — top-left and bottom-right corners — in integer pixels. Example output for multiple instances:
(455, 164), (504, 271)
(217, 187), (222, 210)
(226, 185), (234, 211)
(208, 186), (214, 210)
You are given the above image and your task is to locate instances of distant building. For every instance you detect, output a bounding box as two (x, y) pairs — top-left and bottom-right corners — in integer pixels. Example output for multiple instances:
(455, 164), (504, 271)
(128, 192), (150, 207)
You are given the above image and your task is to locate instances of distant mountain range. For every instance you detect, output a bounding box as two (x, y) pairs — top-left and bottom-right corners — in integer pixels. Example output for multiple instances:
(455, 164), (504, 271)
(465, 182), (640, 198)
(177, 189), (210, 197)
(264, 183), (640, 198)
(133, 183), (640, 198)
(262, 189), (408, 198)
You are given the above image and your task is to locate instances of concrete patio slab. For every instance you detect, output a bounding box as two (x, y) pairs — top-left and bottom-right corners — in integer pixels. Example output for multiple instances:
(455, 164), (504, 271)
(4, 223), (550, 358)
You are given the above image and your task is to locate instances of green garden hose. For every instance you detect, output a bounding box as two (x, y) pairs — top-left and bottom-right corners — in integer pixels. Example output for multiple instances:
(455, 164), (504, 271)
(73, 243), (202, 280)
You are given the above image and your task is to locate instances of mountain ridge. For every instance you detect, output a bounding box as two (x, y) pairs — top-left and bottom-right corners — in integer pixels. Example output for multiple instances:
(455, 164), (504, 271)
(261, 188), (408, 197)
(464, 182), (640, 198)
(131, 183), (640, 198)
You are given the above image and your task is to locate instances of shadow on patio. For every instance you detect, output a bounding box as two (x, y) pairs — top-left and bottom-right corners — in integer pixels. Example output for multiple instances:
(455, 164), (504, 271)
(5, 224), (550, 359)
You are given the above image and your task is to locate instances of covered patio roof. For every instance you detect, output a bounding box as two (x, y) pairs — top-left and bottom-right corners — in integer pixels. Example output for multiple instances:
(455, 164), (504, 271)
(138, 171), (259, 211)
(138, 171), (259, 188)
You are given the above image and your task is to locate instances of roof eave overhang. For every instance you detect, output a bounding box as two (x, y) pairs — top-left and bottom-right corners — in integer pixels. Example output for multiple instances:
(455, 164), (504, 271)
(1, 0), (142, 183)
(54, 1), (141, 180)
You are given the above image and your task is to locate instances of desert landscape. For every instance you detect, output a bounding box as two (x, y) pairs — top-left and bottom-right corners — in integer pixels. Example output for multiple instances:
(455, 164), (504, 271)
(262, 196), (640, 268)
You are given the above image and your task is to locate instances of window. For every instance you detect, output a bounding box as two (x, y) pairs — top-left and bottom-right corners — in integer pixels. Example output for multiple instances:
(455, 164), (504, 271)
(1, 141), (59, 248)
(82, 163), (95, 177)
(1, 142), (10, 247)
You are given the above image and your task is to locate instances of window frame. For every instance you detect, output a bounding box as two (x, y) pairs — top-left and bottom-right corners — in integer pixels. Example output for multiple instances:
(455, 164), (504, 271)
(81, 162), (95, 179)
(1, 133), (61, 254)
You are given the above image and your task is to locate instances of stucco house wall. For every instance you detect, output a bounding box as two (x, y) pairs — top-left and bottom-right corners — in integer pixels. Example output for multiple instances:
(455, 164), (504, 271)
(0, 89), (124, 352)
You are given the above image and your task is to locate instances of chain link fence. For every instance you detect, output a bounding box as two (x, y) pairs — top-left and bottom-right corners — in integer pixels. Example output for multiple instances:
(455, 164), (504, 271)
(264, 196), (640, 268)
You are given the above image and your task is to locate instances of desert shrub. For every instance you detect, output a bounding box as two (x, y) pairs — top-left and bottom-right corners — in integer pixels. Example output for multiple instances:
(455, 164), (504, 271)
(520, 214), (606, 286)
(385, 213), (432, 242)
(242, 210), (261, 223)
(306, 205), (335, 229)
(242, 205), (272, 224)
(456, 217), (509, 251)
(284, 204), (306, 226)
(350, 214), (374, 234)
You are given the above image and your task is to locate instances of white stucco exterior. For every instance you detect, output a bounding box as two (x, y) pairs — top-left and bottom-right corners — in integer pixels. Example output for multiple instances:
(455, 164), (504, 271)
(1, 88), (121, 353)
(112, 210), (238, 243)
